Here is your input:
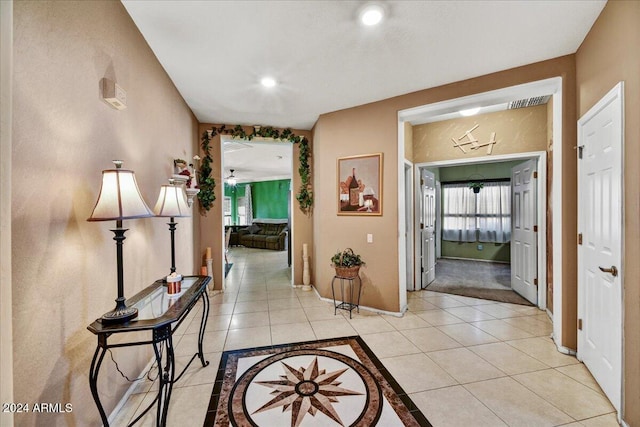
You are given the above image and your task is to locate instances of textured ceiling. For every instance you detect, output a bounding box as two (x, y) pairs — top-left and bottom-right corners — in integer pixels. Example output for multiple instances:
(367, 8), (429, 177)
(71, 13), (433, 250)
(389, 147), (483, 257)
(122, 0), (605, 131)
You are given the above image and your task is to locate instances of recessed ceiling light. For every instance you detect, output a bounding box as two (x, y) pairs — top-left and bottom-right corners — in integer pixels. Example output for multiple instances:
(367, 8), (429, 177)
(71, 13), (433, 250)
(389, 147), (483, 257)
(360, 4), (384, 26)
(260, 76), (277, 88)
(460, 107), (481, 117)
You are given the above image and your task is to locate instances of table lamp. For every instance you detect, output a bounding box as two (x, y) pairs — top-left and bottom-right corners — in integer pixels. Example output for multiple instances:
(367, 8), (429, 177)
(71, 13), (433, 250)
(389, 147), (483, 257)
(87, 160), (154, 324)
(153, 179), (191, 278)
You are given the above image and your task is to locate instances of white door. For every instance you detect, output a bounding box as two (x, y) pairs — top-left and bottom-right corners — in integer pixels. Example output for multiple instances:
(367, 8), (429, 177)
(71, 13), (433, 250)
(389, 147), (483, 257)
(577, 82), (623, 413)
(421, 169), (436, 288)
(511, 160), (537, 304)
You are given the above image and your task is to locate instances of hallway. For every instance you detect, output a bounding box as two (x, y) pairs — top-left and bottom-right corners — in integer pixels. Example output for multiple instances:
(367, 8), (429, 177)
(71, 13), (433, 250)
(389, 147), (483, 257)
(111, 248), (616, 426)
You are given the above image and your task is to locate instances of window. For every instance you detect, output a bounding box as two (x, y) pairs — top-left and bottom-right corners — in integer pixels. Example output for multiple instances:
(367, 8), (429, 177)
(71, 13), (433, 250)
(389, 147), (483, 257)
(223, 197), (232, 226)
(441, 181), (511, 243)
(237, 197), (248, 225)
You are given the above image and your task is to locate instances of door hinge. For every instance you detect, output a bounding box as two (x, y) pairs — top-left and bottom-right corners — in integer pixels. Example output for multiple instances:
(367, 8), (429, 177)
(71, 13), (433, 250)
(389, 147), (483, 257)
(420, 179), (424, 186)
(578, 233), (583, 245)
(533, 171), (538, 179)
(421, 267), (424, 273)
(420, 223), (424, 229)
(578, 318), (583, 330)
(533, 225), (538, 233)
(578, 145), (584, 159)
(534, 278), (538, 286)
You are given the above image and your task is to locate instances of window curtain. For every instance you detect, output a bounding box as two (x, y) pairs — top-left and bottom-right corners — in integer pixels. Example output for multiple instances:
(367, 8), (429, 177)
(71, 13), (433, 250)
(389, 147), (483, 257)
(442, 184), (477, 242)
(245, 184), (253, 225)
(477, 182), (511, 243)
(441, 182), (511, 244)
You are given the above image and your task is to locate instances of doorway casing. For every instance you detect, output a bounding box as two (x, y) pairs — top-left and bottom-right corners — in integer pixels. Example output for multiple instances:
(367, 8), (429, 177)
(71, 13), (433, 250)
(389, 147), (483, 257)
(413, 152), (547, 309)
(397, 77), (567, 351)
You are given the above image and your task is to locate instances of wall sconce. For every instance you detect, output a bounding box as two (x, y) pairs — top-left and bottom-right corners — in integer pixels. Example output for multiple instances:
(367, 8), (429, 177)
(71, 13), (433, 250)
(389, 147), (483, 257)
(185, 188), (200, 207)
(174, 158), (200, 207)
(87, 160), (153, 324)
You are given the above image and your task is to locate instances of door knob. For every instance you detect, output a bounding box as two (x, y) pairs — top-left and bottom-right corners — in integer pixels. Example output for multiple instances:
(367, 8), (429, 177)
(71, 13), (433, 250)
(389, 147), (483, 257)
(598, 266), (618, 277)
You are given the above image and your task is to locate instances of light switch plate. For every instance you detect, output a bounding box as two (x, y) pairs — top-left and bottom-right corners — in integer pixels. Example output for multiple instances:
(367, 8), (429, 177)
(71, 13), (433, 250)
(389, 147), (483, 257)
(367, 234), (373, 243)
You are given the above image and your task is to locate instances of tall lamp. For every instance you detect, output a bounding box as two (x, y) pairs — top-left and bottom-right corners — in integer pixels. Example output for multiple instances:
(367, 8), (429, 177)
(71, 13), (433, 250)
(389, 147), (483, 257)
(87, 160), (153, 324)
(153, 179), (191, 278)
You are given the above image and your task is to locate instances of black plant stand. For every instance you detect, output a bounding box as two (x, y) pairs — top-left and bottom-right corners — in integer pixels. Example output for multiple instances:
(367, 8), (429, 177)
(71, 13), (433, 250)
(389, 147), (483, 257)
(331, 274), (362, 319)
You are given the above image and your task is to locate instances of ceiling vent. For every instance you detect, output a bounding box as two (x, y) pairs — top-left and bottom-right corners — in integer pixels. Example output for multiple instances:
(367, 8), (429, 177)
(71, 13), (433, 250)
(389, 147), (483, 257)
(508, 95), (551, 110)
(223, 140), (252, 153)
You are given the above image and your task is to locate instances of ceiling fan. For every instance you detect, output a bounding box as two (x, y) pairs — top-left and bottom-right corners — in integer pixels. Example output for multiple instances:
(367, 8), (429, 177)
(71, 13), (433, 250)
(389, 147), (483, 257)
(226, 169), (237, 186)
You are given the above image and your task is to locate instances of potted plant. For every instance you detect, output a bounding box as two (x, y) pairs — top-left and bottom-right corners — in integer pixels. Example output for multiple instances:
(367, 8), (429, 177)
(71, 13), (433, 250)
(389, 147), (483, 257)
(331, 248), (365, 278)
(469, 182), (484, 193)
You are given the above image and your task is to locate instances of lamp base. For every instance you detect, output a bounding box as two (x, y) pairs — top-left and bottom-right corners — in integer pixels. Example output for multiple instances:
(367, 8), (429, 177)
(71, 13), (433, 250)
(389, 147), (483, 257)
(101, 306), (138, 325)
(156, 271), (181, 284)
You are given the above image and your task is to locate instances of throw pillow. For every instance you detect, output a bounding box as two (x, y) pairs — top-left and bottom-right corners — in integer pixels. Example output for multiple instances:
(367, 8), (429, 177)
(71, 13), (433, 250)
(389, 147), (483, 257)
(247, 224), (261, 234)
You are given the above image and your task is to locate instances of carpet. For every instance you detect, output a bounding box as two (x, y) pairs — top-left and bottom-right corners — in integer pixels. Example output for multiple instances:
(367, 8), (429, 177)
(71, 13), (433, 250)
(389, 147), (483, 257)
(426, 283), (532, 305)
(204, 336), (431, 427)
(425, 258), (533, 306)
(224, 263), (233, 278)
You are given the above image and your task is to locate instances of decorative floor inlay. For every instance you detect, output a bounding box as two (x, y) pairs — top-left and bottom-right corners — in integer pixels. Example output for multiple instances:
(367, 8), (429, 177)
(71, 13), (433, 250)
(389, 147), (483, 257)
(204, 336), (431, 426)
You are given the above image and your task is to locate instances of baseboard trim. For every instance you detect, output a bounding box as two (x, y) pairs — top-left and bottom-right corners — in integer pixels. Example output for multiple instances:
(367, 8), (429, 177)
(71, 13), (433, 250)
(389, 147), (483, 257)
(108, 356), (156, 425)
(307, 285), (405, 317)
(551, 334), (576, 356)
(317, 295), (404, 317)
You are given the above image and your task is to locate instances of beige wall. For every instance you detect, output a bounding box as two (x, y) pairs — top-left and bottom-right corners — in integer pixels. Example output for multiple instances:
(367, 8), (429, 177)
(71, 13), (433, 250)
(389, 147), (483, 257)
(197, 124), (313, 290)
(313, 55), (577, 329)
(413, 104), (548, 163)
(314, 107), (401, 312)
(12, 1), (199, 425)
(0, 1), (14, 426)
(576, 1), (640, 424)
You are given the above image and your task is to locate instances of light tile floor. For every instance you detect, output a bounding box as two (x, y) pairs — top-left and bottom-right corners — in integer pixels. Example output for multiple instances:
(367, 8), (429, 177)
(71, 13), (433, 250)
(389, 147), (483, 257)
(111, 248), (617, 427)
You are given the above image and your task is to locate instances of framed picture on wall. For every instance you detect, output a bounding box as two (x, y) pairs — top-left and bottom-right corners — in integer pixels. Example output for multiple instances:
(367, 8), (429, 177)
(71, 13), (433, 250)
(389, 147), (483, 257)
(337, 153), (383, 216)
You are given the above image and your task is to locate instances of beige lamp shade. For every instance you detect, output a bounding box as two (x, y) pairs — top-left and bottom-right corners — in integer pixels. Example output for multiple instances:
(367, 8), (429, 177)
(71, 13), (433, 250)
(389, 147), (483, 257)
(88, 163), (153, 221)
(153, 182), (191, 218)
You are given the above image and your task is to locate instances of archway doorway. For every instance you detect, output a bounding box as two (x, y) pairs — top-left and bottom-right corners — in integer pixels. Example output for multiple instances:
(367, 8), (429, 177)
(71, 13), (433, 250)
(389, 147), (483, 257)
(220, 137), (294, 290)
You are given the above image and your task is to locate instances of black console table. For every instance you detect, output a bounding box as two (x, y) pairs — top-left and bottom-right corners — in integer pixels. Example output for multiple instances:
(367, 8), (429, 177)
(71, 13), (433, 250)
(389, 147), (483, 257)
(87, 275), (211, 426)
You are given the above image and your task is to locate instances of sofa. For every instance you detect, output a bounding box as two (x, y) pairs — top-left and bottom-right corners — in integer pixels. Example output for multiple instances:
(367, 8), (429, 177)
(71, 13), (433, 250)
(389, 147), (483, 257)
(237, 221), (287, 250)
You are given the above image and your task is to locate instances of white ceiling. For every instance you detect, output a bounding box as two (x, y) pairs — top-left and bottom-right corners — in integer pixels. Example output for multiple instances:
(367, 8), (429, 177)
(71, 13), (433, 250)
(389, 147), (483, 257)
(122, 0), (606, 181)
(222, 140), (292, 184)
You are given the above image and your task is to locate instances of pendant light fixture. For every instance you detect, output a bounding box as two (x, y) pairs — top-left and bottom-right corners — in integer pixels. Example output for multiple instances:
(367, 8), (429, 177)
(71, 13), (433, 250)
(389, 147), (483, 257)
(226, 169), (237, 187)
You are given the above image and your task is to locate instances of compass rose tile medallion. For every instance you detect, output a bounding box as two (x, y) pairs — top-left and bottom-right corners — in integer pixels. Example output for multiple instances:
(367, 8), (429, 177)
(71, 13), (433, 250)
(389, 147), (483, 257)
(205, 337), (430, 427)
